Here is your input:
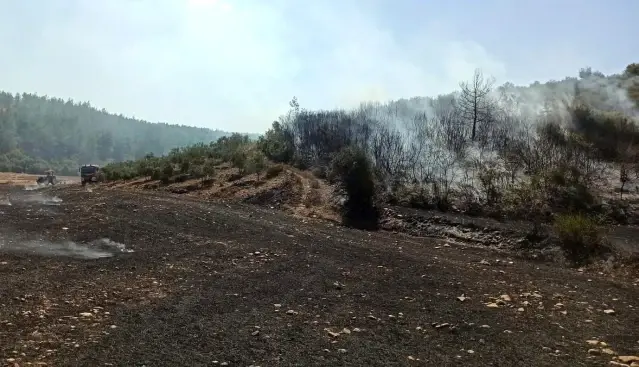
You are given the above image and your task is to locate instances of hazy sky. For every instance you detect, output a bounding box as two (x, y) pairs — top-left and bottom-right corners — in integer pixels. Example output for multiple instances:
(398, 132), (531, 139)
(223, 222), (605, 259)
(0, 0), (636, 132)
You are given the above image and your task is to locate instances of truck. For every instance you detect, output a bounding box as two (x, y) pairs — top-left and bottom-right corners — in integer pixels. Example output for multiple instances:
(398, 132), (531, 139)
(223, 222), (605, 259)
(79, 164), (104, 186)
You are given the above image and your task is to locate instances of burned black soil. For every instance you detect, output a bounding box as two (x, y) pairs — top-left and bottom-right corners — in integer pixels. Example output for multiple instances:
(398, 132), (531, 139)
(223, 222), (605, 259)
(1, 184), (638, 366)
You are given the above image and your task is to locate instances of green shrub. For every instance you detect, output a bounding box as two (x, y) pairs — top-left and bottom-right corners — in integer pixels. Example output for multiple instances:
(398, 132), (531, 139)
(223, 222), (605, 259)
(329, 146), (379, 229)
(231, 150), (247, 172)
(265, 164), (284, 179)
(173, 173), (191, 183)
(202, 159), (216, 179)
(258, 121), (294, 163)
(151, 167), (162, 181)
(391, 184), (432, 209)
(245, 150), (267, 179)
(162, 163), (174, 177)
(180, 160), (190, 174)
(553, 213), (608, 264)
(311, 166), (327, 179)
(188, 164), (205, 179)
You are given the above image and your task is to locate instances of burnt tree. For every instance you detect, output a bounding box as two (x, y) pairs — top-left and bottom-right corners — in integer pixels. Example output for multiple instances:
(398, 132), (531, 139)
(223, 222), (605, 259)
(458, 69), (495, 144)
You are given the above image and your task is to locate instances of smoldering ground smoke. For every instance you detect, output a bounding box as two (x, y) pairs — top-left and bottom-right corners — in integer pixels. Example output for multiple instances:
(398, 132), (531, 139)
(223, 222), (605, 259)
(0, 236), (134, 259)
(4, 191), (63, 206)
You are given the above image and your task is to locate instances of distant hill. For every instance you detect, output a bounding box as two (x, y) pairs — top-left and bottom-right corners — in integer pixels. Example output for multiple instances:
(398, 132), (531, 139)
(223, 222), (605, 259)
(0, 92), (257, 175)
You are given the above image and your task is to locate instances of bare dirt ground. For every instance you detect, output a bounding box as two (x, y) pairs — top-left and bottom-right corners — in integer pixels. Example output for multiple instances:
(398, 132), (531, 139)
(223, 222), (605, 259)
(1, 182), (639, 366)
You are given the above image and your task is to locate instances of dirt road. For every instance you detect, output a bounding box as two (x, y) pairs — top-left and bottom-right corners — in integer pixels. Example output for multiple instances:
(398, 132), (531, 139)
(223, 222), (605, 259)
(1, 184), (638, 366)
(0, 173), (79, 186)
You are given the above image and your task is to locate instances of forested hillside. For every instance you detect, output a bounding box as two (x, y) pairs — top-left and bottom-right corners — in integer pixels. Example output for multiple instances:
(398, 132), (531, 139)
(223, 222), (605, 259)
(0, 92), (240, 175)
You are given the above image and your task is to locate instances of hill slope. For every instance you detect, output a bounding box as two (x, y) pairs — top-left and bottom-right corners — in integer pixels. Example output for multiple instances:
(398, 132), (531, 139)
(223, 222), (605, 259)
(95, 63), (639, 267)
(0, 92), (256, 175)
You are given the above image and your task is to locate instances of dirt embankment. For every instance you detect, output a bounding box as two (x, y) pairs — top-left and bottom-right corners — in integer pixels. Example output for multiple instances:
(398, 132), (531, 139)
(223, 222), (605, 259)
(104, 164), (340, 223)
(88, 165), (639, 265)
(6, 166), (639, 269)
(98, 166), (541, 250)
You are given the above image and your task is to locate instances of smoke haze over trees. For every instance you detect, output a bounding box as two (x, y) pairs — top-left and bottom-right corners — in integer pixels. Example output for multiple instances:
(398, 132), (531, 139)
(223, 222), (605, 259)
(0, 92), (251, 175)
(105, 63), (638, 219)
(4, 61), (639, 217)
(253, 64), (639, 222)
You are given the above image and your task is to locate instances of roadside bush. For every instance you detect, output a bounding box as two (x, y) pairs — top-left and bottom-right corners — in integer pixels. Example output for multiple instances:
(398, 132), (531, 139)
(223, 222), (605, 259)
(157, 162), (174, 185)
(475, 159), (506, 206)
(173, 173), (191, 183)
(162, 162), (174, 177)
(553, 213), (609, 264)
(258, 121), (295, 163)
(311, 166), (327, 179)
(202, 159), (216, 179)
(103, 162), (138, 181)
(245, 150), (267, 179)
(151, 167), (162, 181)
(180, 160), (190, 174)
(329, 146), (379, 229)
(304, 189), (323, 208)
(265, 164), (284, 179)
(188, 164), (204, 179)
(545, 170), (597, 214)
(389, 184), (433, 209)
(231, 149), (247, 173)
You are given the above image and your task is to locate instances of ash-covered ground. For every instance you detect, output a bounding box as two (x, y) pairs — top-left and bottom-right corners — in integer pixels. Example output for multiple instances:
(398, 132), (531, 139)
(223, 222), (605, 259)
(1, 184), (638, 366)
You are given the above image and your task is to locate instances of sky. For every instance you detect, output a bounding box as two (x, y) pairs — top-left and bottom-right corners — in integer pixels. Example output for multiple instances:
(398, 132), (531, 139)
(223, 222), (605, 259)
(0, 0), (637, 133)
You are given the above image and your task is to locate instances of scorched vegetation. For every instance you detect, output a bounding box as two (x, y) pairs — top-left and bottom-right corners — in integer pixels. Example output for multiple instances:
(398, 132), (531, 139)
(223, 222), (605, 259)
(103, 64), (639, 264)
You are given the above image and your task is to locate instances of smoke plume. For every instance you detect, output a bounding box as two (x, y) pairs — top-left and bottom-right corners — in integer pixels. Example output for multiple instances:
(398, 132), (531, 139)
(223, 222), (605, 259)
(0, 237), (134, 259)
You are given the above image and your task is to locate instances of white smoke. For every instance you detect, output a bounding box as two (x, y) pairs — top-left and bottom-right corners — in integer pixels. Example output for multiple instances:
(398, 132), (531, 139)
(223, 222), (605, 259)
(23, 184), (45, 191)
(372, 69), (639, 137)
(13, 193), (63, 205)
(0, 237), (133, 259)
(495, 72), (639, 127)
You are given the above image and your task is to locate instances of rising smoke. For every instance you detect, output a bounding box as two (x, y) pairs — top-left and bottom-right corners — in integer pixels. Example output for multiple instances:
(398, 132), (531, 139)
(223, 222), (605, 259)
(0, 236), (134, 259)
(23, 184), (44, 191)
(289, 66), (639, 193)
(8, 192), (63, 206)
(384, 70), (638, 134)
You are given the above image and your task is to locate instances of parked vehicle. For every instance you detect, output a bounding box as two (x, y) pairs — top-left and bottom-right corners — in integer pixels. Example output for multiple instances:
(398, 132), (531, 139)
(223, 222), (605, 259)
(80, 165), (104, 186)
